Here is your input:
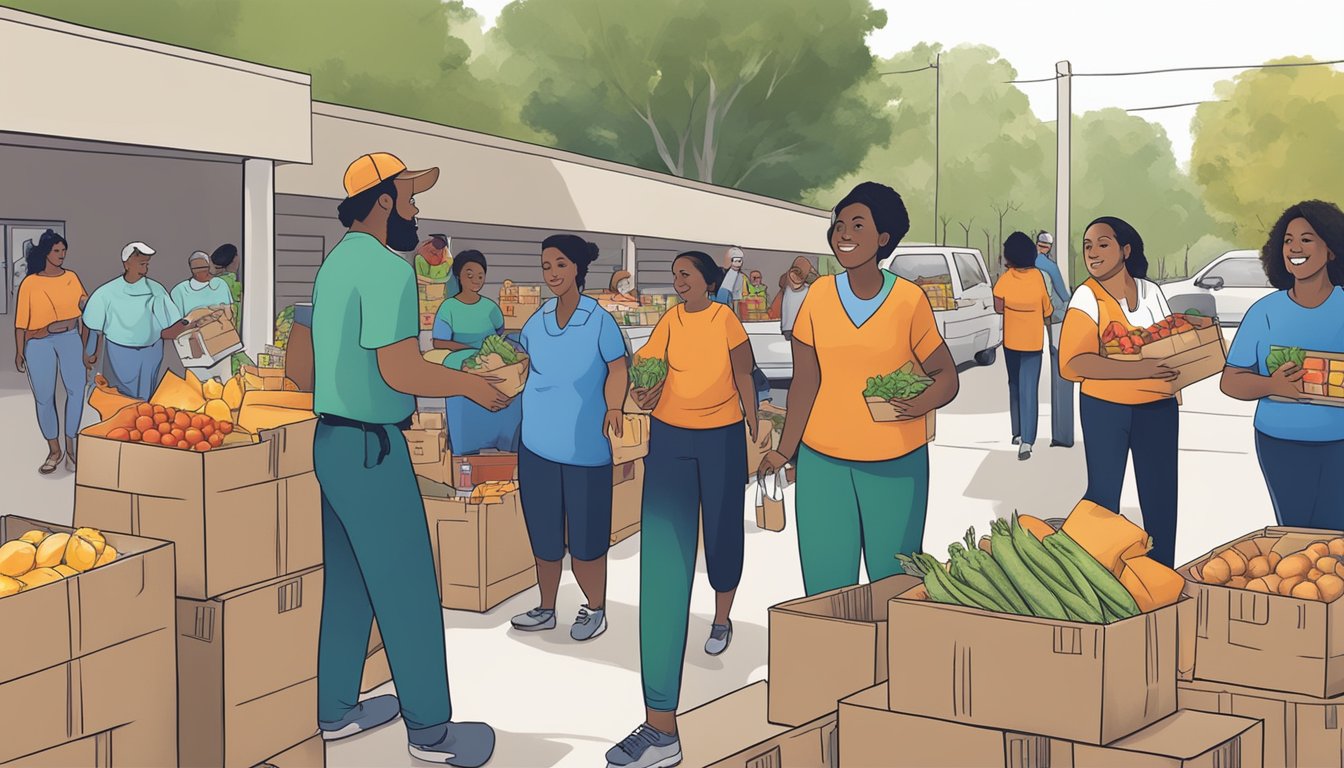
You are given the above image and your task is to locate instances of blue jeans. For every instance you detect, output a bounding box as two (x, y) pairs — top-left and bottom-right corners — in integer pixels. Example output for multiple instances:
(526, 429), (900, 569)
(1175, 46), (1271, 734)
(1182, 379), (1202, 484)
(25, 329), (86, 440)
(1005, 349), (1043, 446)
(1080, 394), (1179, 567)
(104, 339), (164, 400)
(1255, 431), (1344, 529)
(1048, 325), (1075, 446)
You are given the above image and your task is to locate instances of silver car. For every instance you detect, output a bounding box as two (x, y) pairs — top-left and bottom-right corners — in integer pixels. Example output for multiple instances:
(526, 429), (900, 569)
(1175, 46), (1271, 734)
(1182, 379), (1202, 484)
(1162, 249), (1274, 326)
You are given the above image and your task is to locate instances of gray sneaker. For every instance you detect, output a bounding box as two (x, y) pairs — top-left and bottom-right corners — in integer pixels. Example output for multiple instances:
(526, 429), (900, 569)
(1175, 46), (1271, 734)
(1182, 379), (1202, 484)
(1012, 435), (1022, 445)
(571, 605), (607, 641)
(407, 721), (496, 767)
(1019, 443), (1033, 461)
(319, 694), (401, 741)
(606, 724), (682, 768)
(705, 620), (732, 656)
(511, 607), (556, 632)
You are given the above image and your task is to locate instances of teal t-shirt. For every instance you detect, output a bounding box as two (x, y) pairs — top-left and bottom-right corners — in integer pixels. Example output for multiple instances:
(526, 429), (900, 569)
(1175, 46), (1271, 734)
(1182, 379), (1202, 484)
(83, 276), (183, 347)
(170, 278), (234, 316)
(312, 232), (418, 424)
(432, 295), (505, 370)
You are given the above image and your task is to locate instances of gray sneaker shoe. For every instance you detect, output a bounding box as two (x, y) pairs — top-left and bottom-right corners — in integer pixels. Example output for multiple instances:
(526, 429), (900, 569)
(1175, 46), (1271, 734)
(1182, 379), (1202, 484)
(1019, 443), (1033, 461)
(511, 607), (556, 632)
(407, 721), (496, 767)
(571, 605), (607, 641)
(1012, 435), (1022, 445)
(705, 620), (733, 656)
(319, 694), (401, 741)
(605, 724), (682, 768)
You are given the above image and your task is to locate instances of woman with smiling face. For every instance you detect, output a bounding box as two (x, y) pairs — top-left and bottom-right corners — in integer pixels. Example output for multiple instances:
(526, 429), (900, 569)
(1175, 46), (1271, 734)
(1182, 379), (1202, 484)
(605, 251), (758, 768)
(758, 182), (960, 597)
(1220, 201), (1344, 528)
(1059, 216), (1181, 567)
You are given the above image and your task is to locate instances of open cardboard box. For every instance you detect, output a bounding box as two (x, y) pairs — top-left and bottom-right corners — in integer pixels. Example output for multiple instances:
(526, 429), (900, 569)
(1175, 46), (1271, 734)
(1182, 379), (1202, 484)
(865, 401), (937, 441)
(1104, 315), (1227, 396)
(174, 304), (243, 368)
(1269, 348), (1344, 407)
(678, 682), (837, 768)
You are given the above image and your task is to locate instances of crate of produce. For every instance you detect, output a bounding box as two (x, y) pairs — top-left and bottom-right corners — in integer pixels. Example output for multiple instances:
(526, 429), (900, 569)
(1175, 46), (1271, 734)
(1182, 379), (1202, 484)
(1265, 346), (1344, 406)
(1181, 527), (1344, 698)
(1101, 312), (1227, 395)
(425, 488), (536, 612)
(863, 362), (937, 442)
(461, 334), (529, 397)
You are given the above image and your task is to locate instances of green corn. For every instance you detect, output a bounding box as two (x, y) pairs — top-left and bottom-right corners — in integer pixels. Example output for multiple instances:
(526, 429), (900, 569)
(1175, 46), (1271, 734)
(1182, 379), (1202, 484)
(1045, 530), (1141, 619)
(963, 528), (1031, 615)
(989, 520), (1069, 620)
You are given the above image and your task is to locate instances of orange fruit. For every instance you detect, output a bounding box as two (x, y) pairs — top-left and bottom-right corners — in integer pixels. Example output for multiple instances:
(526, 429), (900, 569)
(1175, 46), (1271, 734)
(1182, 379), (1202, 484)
(184, 428), (204, 445)
(108, 428), (131, 441)
(202, 424), (215, 438)
(143, 429), (161, 444)
(174, 412), (191, 429)
(152, 404), (165, 413)
(160, 433), (177, 447)
(136, 403), (155, 417)
(193, 441), (211, 452)
(129, 429), (143, 442)
(193, 414), (208, 430)
(208, 433), (224, 447)
(135, 415), (154, 432)
(154, 412), (169, 426)
(177, 440), (190, 450)
(218, 421), (234, 435)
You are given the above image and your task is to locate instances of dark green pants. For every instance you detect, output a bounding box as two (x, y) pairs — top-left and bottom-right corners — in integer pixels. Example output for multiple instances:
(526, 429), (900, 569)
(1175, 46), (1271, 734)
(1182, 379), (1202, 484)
(314, 420), (451, 729)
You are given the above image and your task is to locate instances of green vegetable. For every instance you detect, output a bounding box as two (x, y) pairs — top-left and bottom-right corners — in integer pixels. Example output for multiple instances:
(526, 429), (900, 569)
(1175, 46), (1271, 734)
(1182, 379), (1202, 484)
(630, 356), (669, 389)
(863, 361), (933, 400)
(1010, 515), (1101, 623)
(916, 553), (985, 609)
(1182, 308), (1203, 317)
(1041, 535), (1104, 619)
(464, 335), (521, 370)
(1044, 530), (1141, 619)
(947, 543), (1014, 613)
(960, 528), (1030, 615)
(990, 520), (1069, 620)
(1267, 345), (1306, 374)
(274, 305), (296, 350)
(895, 553), (926, 578)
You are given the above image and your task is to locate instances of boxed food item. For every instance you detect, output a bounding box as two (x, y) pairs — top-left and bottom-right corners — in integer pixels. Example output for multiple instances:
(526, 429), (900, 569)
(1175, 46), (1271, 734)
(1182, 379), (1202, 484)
(841, 683), (1263, 768)
(177, 566), (322, 768)
(175, 304), (244, 369)
(1179, 527), (1344, 698)
(404, 428), (519, 490)
(1101, 314), (1227, 395)
(916, 276), (956, 311)
(426, 491), (536, 612)
(362, 620), (390, 694)
(609, 413), (650, 466)
(678, 682), (836, 768)
(1179, 678), (1341, 768)
(254, 734), (324, 768)
(610, 460), (644, 546)
(412, 411), (446, 431)
(1266, 347), (1344, 405)
(0, 517), (178, 766)
(419, 281), (448, 303)
(767, 574), (921, 726)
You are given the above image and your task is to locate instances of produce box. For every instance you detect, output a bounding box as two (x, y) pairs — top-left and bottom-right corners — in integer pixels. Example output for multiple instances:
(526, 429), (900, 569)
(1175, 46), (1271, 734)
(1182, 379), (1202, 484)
(177, 566), (321, 768)
(1103, 315), (1227, 395)
(866, 404), (937, 441)
(609, 413), (650, 466)
(1267, 348), (1344, 406)
(1179, 526), (1344, 698)
(404, 429), (519, 490)
(610, 460), (644, 546)
(362, 620), (390, 694)
(842, 683), (1262, 768)
(1179, 678), (1341, 768)
(412, 411), (446, 431)
(175, 304), (244, 368)
(678, 682), (836, 768)
(425, 491), (536, 612)
(254, 734), (324, 768)
(74, 417), (321, 600)
(0, 517), (178, 767)
(886, 584), (1181, 744)
(419, 281), (448, 302)
(767, 574), (921, 726)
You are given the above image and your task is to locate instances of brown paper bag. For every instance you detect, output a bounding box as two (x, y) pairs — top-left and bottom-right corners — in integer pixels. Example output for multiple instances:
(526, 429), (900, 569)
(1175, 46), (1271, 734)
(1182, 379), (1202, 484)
(754, 469), (788, 532)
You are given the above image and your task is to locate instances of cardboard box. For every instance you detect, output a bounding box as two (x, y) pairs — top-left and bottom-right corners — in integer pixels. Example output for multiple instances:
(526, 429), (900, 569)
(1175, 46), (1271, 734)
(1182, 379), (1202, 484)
(1106, 316), (1227, 396)
(678, 682), (836, 768)
(609, 413), (650, 466)
(1179, 677), (1344, 768)
(75, 419), (321, 600)
(1270, 349), (1344, 405)
(406, 435), (519, 490)
(175, 305), (243, 368)
(242, 364), (291, 391)
(767, 574), (921, 726)
(412, 411), (446, 431)
(1179, 526), (1344, 698)
(362, 621), (390, 694)
(0, 517), (178, 767)
(864, 402), (938, 441)
(886, 585), (1180, 744)
(254, 734), (324, 768)
(177, 567), (322, 768)
(426, 491), (536, 612)
(468, 356), (529, 398)
(744, 418), (776, 482)
(841, 683), (1262, 768)
(418, 281), (448, 302)
(611, 460), (644, 546)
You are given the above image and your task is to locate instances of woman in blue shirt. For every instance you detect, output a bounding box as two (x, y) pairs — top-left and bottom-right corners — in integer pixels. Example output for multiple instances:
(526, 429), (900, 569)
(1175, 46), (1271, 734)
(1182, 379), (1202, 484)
(511, 234), (629, 643)
(1221, 200), (1344, 527)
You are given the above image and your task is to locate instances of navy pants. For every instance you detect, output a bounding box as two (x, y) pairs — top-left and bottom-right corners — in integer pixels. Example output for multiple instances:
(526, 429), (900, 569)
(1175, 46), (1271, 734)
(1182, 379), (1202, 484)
(1080, 394), (1180, 567)
(517, 444), (612, 562)
(1005, 349), (1043, 446)
(1255, 432), (1344, 529)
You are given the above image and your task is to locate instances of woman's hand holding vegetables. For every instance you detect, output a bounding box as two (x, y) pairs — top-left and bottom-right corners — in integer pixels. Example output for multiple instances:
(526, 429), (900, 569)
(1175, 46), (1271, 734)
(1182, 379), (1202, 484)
(757, 449), (788, 485)
(888, 389), (935, 420)
(632, 380), (663, 411)
(604, 409), (624, 439)
(1269, 361), (1308, 400)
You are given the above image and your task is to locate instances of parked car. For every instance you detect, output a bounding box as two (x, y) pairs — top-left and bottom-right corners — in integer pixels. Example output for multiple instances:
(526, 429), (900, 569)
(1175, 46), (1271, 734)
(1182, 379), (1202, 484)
(880, 246), (1002, 367)
(1162, 249), (1272, 326)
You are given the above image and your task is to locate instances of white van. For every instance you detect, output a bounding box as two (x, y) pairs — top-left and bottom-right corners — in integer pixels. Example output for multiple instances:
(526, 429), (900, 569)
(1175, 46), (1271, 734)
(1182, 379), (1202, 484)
(880, 246), (1003, 367)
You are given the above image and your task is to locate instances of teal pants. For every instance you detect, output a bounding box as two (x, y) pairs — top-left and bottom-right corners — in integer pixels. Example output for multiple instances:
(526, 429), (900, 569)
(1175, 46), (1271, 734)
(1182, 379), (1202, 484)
(795, 444), (929, 596)
(314, 420), (451, 729)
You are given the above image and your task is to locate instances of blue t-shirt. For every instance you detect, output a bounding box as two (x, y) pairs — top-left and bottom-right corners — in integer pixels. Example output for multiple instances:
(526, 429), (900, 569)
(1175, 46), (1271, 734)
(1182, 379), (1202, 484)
(518, 295), (629, 466)
(1226, 287), (1344, 442)
(1036, 253), (1070, 323)
(713, 287), (734, 306)
(836, 269), (897, 327)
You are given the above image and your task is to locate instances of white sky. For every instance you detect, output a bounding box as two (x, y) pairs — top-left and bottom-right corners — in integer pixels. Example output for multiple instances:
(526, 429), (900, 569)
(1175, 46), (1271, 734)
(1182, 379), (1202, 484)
(466, 0), (1344, 167)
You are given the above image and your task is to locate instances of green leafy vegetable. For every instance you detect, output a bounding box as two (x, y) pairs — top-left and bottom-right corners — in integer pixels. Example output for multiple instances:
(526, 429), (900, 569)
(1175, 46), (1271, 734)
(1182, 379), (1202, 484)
(1267, 345), (1306, 374)
(630, 356), (669, 389)
(464, 335), (521, 370)
(863, 362), (933, 400)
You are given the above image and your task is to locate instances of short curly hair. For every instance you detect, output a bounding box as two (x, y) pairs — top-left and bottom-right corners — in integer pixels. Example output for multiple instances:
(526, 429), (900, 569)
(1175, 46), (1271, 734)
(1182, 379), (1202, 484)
(1260, 200), (1344, 291)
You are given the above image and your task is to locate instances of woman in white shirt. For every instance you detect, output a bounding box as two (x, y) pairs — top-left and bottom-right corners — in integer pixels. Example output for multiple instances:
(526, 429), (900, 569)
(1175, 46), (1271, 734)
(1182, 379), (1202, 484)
(1058, 216), (1181, 566)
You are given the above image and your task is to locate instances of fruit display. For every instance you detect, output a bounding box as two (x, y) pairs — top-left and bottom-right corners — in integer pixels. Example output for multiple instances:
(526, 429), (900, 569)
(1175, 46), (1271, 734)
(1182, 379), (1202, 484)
(630, 356), (669, 390)
(463, 334), (522, 372)
(914, 276), (956, 311)
(1270, 346), (1344, 398)
(0, 527), (118, 598)
(864, 362), (933, 401)
(1102, 311), (1202, 356)
(1193, 537), (1344, 602)
(98, 401), (237, 452)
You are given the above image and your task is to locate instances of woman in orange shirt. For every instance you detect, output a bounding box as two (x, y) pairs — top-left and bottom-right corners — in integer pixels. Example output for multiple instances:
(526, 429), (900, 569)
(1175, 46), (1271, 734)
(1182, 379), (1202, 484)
(993, 231), (1054, 460)
(605, 251), (759, 768)
(13, 229), (93, 474)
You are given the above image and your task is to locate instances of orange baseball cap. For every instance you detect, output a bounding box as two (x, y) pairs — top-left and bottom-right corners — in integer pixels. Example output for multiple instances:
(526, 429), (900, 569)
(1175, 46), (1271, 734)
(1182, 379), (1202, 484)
(342, 152), (440, 198)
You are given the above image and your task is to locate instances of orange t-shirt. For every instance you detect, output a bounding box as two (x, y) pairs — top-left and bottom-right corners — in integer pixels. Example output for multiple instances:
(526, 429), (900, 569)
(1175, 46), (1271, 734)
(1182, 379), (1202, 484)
(793, 276), (944, 462)
(1060, 278), (1174, 405)
(641, 303), (749, 429)
(15, 270), (88, 331)
(993, 268), (1052, 353)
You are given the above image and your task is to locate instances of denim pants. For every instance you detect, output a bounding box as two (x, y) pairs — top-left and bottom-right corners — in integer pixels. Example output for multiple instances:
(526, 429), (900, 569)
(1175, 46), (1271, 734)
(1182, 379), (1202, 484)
(25, 329), (86, 440)
(1005, 349), (1043, 446)
(1255, 431), (1344, 529)
(1048, 324), (1075, 446)
(104, 339), (164, 400)
(1080, 394), (1180, 567)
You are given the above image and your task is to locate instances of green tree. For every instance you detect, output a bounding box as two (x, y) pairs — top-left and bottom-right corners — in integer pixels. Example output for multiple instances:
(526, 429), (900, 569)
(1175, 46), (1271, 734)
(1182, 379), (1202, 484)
(1191, 57), (1344, 240)
(487, 0), (892, 201)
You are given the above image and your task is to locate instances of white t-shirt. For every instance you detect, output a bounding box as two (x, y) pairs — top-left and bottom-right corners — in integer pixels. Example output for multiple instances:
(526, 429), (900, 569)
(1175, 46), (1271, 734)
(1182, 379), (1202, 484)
(1067, 278), (1171, 329)
(721, 268), (744, 300)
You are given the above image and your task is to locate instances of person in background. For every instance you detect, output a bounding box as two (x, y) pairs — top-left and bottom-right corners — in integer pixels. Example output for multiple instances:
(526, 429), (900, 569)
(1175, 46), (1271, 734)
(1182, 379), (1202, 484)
(1221, 200), (1344, 528)
(720, 246), (746, 300)
(1036, 231), (1075, 447)
(83, 242), (190, 400)
(511, 234), (628, 643)
(606, 251), (758, 768)
(171, 251), (237, 382)
(311, 152), (505, 766)
(608, 270), (638, 303)
(430, 250), (522, 454)
(769, 256), (816, 340)
(415, 234), (456, 285)
(744, 270), (768, 300)
(994, 232), (1054, 460)
(1059, 216), (1180, 567)
(210, 243), (242, 307)
(13, 229), (91, 474)
(758, 182), (959, 597)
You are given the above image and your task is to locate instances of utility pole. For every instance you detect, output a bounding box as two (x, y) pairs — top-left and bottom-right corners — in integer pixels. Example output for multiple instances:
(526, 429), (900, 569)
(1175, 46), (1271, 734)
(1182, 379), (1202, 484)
(1055, 60), (1072, 287)
(934, 53), (942, 245)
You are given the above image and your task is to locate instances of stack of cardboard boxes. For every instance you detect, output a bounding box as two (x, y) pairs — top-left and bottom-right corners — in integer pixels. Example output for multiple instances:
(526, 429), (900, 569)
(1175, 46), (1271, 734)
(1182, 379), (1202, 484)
(610, 413), (650, 546)
(419, 277), (450, 330)
(73, 413), (330, 767)
(499, 281), (543, 331)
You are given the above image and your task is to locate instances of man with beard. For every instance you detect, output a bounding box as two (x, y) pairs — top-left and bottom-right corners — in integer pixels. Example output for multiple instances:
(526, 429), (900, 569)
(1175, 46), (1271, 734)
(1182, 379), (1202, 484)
(310, 152), (509, 766)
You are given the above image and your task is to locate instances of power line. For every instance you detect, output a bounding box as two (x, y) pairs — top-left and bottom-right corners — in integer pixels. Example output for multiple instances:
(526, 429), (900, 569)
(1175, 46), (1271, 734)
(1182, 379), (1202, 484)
(1008, 57), (1344, 84)
(1125, 99), (1223, 113)
(878, 64), (937, 76)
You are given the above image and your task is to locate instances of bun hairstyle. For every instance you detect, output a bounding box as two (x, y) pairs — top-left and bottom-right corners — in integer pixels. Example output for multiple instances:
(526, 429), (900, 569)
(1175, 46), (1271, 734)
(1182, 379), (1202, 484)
(541, 234), (600, 290)
(1086, 215), (1148, 279)
(451, 249), (488, 281)
(24, 228), (67, 279)
(675, 250), (725, 294)
(210, 243), (238, 269)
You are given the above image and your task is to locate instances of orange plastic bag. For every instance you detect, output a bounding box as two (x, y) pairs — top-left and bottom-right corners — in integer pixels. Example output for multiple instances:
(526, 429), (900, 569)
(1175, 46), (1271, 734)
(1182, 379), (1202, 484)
(88, 374), (142, 420)
(1062, 500), (1152, 577)
(1119, 556), (1186, 612)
